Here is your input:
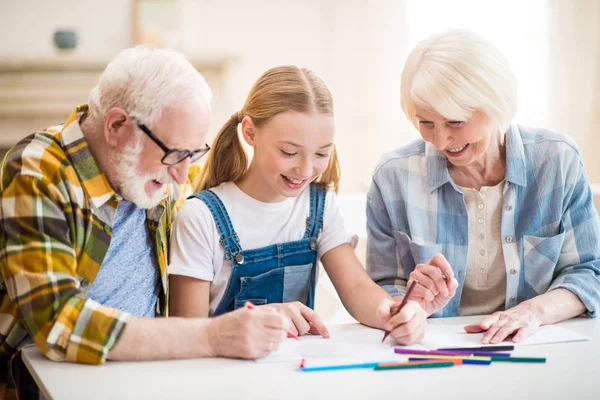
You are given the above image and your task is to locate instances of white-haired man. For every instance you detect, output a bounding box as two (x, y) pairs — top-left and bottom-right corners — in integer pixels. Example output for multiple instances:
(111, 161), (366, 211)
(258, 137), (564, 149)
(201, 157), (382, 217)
(0, 47), (289, 398)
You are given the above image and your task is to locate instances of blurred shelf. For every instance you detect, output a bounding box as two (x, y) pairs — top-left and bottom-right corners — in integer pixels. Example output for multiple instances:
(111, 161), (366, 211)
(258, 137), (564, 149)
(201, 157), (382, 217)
(0, 53), (238, 73)
(0, 53), (238, 148)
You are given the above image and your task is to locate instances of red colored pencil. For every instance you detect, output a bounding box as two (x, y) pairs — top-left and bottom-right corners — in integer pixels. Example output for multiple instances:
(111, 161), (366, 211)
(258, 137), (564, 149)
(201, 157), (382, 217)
(245, 302), (300, 340)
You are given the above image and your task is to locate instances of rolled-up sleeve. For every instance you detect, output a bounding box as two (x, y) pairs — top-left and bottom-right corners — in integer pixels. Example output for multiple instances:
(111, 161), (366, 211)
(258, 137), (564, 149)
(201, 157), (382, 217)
(0, 175), (130, 364)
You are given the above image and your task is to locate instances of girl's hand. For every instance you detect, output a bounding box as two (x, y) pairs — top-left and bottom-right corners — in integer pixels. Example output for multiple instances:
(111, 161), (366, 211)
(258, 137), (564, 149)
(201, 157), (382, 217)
(464, 303), (542, 344)
(263, 302), (330, 338)
(408, 253), (459, 316)
(377, 299), (427, 345)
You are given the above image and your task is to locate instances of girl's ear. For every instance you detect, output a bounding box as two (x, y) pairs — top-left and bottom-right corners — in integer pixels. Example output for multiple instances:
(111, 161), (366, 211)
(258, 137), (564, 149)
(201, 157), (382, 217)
(240, 116), (257, 147)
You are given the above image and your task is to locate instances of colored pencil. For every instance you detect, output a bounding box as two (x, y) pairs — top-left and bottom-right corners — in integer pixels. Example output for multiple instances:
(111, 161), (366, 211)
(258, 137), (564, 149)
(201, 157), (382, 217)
(245, 302), (299, 341)
(394, 348), (510, 357)
(471, 351), (511, 357)
(379, 359), (463, 367)
(300, 362), (380, 372)
(490, 356), (546, 363)
(375, 361), (456, 371)
(438, 345), (514, 352)
(408, 357), (491, 365)
(406, 354), (491, 361)
(381, 280), (417, 343)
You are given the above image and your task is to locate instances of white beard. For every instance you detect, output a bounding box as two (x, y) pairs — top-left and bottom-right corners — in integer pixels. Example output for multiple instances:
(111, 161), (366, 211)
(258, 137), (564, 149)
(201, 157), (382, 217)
(110, 139), (174, 209)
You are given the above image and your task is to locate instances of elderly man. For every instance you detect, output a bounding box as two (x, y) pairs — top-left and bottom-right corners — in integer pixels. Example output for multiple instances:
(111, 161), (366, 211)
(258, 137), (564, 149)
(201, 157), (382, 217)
(0, 47), (289, 398)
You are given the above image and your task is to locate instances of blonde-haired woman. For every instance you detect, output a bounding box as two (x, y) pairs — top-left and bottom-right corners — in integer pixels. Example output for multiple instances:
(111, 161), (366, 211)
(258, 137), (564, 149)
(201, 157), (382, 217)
(367, 30), (600, 344)
(169, 66), (428, 348)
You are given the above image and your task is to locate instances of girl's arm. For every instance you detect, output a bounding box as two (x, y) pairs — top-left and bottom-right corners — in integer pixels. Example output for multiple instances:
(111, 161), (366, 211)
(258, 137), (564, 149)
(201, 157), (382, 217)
(321, 243), (390, 328)
(322, 243), (427, 345)
(169, 275), (211, 318)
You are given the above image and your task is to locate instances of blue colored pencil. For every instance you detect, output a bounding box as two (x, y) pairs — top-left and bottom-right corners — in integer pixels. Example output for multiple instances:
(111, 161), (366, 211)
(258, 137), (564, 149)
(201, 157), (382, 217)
(300, 362), (380, 372)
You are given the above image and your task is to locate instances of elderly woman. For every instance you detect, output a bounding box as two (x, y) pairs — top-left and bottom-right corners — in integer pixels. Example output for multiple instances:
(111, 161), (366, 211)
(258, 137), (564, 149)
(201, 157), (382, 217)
(367, 29), (600, 344)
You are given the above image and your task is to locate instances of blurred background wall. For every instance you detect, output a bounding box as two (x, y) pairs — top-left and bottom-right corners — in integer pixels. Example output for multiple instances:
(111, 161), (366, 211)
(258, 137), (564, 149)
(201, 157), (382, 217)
(2, 0), (599, 194)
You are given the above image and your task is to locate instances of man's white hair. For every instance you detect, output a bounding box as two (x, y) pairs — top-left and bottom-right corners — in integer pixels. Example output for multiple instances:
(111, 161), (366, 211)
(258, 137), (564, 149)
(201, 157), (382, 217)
(401, 29), (517, 136)
(88, 45), (212, 126)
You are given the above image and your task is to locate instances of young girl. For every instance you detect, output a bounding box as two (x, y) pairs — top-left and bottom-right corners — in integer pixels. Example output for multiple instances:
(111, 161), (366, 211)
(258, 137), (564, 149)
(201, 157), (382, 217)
(169, 66), (428, 346)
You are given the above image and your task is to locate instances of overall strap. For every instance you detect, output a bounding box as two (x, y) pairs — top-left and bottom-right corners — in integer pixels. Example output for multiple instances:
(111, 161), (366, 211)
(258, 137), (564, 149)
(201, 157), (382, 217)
(187, 190), (244, 263)
(304, 183), (327, 239)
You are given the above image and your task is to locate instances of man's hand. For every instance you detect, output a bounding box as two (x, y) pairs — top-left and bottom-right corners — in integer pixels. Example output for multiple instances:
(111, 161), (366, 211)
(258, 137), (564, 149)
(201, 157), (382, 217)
(207, 305), (290, 359)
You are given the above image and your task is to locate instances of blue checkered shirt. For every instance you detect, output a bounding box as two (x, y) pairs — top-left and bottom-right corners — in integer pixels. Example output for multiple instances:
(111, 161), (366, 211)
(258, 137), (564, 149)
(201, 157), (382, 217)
(367, 124), (600, 318)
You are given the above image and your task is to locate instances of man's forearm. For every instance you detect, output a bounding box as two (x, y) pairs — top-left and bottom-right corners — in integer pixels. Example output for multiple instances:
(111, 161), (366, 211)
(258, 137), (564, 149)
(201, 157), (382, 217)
(108, 316), (214, 361)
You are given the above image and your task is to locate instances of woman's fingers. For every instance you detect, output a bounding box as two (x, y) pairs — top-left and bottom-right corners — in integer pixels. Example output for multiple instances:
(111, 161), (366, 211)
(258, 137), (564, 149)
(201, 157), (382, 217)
(487, 320), (519, 344)
(512, 323), (538, 342)
(429, 253), (455, 283)
(464, 313), (500, 333)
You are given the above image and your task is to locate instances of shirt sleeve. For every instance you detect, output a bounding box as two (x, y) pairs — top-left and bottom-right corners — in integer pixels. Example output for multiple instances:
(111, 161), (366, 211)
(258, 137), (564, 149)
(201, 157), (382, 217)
(365, 175), (407, 297)
(0, 174), (130, 364)
(547, 155), (600, 317)
(316, 190), (358, 260)
(168, 198), (216, 281)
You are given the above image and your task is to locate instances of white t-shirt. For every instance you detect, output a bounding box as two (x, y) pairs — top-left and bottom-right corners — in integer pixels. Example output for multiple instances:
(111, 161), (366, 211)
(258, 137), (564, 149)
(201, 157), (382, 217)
(169, 182), (357, 315)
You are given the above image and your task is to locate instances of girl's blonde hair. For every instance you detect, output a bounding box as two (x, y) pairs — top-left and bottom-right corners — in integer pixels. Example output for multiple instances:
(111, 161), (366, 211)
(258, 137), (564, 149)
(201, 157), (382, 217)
(195, 66), (340, 192)
(400, 29), (517, 139)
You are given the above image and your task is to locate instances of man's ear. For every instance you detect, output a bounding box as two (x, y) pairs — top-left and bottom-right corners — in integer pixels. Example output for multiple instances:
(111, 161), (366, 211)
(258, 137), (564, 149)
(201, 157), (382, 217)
(104, 108), (130, 148)
(240, 116), (257, 147)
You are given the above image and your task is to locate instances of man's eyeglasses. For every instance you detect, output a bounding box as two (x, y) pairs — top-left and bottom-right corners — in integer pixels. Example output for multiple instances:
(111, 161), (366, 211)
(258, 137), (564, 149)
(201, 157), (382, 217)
(136, 121), (211, 166)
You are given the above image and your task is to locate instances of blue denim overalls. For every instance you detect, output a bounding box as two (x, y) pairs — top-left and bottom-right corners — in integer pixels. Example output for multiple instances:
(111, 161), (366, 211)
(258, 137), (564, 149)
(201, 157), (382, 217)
(188, 183), (326, 316)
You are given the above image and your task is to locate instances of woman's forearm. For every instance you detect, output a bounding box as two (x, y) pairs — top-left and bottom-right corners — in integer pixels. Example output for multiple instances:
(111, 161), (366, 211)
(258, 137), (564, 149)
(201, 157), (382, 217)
(524, 288), (586, 325)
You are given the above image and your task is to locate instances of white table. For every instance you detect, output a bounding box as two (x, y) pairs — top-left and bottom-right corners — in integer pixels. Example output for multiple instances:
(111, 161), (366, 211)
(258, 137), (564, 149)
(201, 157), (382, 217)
(22, 315), (600, 400)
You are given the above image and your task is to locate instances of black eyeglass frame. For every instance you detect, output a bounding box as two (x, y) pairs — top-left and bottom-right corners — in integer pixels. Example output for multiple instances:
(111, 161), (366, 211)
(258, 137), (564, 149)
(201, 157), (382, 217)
(135, 121), (211, 166)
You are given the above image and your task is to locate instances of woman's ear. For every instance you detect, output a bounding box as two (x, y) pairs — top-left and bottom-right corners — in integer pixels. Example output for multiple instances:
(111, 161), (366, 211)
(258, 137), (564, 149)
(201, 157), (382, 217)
(104, 107), (129, 148)
(240, 116), (257, 147)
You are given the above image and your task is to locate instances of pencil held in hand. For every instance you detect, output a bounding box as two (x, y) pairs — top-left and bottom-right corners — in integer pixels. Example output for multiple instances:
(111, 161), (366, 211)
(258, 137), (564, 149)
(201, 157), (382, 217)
(245, 302), (300, 340)
(381, 280), (418, 343)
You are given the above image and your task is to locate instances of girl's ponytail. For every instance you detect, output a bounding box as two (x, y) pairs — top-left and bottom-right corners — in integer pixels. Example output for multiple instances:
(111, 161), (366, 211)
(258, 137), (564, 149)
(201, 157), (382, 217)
(193, 112), (247, 192)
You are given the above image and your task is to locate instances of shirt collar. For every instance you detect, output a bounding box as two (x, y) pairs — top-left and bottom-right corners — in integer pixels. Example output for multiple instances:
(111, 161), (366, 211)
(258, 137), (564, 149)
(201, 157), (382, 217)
(60, 105), (118, 209)
(504, 124), (527, 187)
(426, 123), (528, 192)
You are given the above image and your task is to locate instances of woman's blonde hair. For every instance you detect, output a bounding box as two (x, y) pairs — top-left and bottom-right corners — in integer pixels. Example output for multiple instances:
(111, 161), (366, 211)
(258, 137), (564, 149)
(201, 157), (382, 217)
(195, 66), (340, 192)
(400, 29), (517, 139)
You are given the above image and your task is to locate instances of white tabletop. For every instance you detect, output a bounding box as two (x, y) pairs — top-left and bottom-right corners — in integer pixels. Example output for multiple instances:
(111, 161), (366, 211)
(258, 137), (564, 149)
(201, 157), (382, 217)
(22, 315), (600, 400)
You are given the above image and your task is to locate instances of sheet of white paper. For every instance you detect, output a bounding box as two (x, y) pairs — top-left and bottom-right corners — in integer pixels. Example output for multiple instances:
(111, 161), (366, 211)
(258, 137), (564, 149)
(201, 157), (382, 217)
(258, 320), (590, 364)
(415, 319), (591, 350)
(257, 324), (426, 365)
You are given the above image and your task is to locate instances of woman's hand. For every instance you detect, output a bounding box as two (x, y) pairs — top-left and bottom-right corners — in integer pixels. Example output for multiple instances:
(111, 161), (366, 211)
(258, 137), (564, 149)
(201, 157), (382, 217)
(407, 253), (459, 316)
(263, 302), (330, 338)
(377, 298), (427, 345)
(464, 303), (542, 344)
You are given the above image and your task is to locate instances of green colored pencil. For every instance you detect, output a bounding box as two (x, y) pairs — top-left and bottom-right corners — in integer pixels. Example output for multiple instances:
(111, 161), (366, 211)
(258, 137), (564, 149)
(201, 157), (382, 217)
(491, 356), (546, 363)
(374, 361), (455, 370)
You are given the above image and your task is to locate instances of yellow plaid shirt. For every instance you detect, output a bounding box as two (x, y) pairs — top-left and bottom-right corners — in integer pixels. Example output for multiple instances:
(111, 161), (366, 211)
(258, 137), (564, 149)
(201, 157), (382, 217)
(0, 106), (179, 393)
